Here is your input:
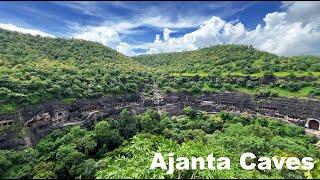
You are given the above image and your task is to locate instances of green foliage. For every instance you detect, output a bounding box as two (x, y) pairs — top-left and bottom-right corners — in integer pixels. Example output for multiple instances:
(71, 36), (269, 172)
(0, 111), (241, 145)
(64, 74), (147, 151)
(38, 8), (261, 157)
(0, 109), (319, 179)
(33, 161), (57, 179)
(96, 111), (319, 179)
(0, 29), (153, 114)
(134, 44), (320, 98)
(311, 87), (320, 96)
(183, 106), (197, 118)
(119, 109), (140, 139)
(1, 29), (320, 179)
(0, 152), (11, 174)
(96, 134), (177, 179)
(1, 29), (320, 114)
(134, 44), (320, 76)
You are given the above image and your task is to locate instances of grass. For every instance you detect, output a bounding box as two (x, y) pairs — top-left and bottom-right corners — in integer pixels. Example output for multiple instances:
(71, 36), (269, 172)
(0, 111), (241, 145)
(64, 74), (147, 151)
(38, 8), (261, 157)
(0, 97), (77, 115)
(269, 86), (314, 98)
(163, 82), (317, 100)
(202, 82), (212, 92)
(0, 103), (18, 114)
(202, 83), (221, 93)
(252, 58), (264, 68)
(171, 72), (208, 77)
(171, 71), (320, 78)
(62, 97), (77, 105)
(235, 86), (317, 99)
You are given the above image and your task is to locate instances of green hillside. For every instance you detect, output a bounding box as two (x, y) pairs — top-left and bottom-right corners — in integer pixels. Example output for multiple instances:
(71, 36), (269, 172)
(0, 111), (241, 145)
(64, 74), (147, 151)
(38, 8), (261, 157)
(0, 30), (320, 179)
(1, 29), (320, 115)
(0, 29), (153, 114)
(134, 44), (320, 76)
(134, 45), (320, 99)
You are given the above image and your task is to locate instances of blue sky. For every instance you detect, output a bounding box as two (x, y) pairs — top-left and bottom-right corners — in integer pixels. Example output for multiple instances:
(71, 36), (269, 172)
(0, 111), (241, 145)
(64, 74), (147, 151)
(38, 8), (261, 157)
(0, 1), (319, 56)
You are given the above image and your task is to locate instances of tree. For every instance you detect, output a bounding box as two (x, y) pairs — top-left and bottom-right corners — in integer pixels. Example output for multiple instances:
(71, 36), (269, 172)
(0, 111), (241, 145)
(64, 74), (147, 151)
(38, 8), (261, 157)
(69, 159), (97, 179)
(55, 144), (85, 177)
(0, 153), (11, 175)
(183, 106), (197, 118)
(140, 110), (162, 134)
(33, 162), (57, 179)
(94, 120), (124, 153)
(94, 121), (111, 143)
(119, 109), (139, 139)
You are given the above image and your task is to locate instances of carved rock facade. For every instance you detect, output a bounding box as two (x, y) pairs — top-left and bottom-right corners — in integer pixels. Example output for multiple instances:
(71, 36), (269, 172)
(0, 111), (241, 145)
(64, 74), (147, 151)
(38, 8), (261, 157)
(1, 92), (320, 149)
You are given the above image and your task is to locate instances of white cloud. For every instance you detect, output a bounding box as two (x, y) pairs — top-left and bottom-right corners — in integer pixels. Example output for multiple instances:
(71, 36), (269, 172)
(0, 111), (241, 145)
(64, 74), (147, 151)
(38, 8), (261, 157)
(138, 16), (245, 54)
(154, 34), (161, 43)
(116, 42), (136, 56)
(139, 1), (320, 56)
(243, 12), (320, 55)
(72, 23), (138, 56)
(73, 26), (121, 48)
(142, 16), (201, 29)
(52, 2), (102, 18)
(0, 23), (54, 37)
(282, 1), (320, 23)
(263, 12), (287, 29)
(70, 13), (202, 56)
(70, 1), (320, 56)
(70, 14), (202, 39)
(163, 28), (172, 41)
(69, 8), (213, 56)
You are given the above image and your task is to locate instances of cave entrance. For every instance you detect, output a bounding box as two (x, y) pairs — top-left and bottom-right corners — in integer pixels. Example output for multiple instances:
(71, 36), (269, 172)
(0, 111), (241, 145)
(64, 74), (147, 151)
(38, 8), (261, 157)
(58, 112), (64, 118)
(309, 120), (320, 130)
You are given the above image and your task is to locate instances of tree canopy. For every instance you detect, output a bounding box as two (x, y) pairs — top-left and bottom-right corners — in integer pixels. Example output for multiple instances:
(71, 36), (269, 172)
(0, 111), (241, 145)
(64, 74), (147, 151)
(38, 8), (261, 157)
(1, 109), (319, 179)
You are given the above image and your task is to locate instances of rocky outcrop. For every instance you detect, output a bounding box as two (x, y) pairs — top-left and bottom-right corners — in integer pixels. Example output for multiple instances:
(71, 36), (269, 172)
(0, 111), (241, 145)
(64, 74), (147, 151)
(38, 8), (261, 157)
(0, 127), (26, 150)
(1, 91), (320, 149)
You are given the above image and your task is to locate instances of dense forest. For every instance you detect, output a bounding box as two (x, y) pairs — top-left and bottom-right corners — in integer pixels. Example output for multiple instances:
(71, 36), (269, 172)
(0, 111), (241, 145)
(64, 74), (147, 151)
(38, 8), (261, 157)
(1, 28), (320, 114)
(1, 109), (320, 179)
(134, 45), (320, 99)
(0, 29), (153, 114)
(134, 45), (320, 74)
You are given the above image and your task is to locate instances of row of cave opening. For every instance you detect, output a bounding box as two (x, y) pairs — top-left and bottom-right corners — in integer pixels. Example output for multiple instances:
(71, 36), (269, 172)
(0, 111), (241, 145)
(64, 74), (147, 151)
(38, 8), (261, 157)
(1, 98), (320, 131)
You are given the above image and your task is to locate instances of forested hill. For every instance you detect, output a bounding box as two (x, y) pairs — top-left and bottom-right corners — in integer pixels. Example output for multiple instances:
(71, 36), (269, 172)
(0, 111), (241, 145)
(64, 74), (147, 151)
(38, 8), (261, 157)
(0, 29), (152, 114)
(1, 28), (320, 114)
(0, 28), (130, 63)
(134, 45), (320, 99)
(134, 44), (320, 76)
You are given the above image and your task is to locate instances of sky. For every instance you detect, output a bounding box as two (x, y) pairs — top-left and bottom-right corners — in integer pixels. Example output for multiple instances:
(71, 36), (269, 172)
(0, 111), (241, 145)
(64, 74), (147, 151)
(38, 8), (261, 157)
(0, 1), (319, 56)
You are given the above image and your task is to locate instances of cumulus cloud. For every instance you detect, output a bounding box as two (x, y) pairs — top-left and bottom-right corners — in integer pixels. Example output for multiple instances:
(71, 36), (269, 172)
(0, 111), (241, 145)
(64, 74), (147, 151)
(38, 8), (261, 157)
(73, 26), (121, 48)
(141, 1), (320, 56)
(283, 1), (320, 23)
(154, 34), (161, 43)
(141, 16), (245, 54)
(70, 16), (199, 56)
(71, 1), (320, 56)
(0, 23), (54, 37)
(116, 42), (136, 56)
(72, 23), (139, 56)
(244, 12), (320, 55)
(163, 28), (172, 41)
(3, 2), (319, 57)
